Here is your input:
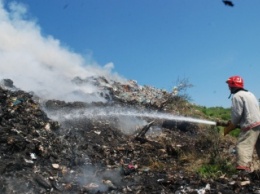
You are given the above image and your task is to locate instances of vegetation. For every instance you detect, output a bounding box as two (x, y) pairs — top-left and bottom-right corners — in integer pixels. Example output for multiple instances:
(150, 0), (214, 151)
(197, 106), (231, 121)
(197, 162), (236, 178)
(167, 80), (240, 178)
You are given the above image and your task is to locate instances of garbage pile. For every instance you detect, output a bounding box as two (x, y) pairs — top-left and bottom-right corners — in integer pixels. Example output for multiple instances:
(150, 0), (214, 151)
(1, 78), (260, 193)
(72, 76), (176, 110)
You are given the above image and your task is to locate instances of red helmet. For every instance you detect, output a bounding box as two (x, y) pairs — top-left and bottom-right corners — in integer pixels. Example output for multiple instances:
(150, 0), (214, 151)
(226, 76), (244, 88)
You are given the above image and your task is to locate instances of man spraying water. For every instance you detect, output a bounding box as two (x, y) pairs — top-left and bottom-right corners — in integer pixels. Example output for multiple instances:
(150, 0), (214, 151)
(224, 75), (260, 172)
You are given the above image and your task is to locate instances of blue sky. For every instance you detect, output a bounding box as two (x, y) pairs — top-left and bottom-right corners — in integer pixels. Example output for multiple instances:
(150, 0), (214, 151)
(1, 0), (260, 108)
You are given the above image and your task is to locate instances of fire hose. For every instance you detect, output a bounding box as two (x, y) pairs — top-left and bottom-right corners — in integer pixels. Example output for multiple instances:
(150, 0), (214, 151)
(216, 120), (231, 127)
(216, 120), (239, 136)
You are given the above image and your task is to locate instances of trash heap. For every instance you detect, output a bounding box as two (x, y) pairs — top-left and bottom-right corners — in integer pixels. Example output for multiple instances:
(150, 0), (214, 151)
(0, 78), (260, 194)
(72, 76), (175, 109)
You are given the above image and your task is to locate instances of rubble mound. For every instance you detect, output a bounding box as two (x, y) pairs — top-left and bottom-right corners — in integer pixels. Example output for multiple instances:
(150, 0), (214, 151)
(1, 80), (260, 193)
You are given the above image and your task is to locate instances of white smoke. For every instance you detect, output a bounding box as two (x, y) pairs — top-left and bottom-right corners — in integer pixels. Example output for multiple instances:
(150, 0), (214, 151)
(0, 1), (126, 102)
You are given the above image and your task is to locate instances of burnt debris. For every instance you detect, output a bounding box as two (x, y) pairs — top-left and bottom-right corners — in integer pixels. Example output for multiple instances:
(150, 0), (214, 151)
(0, 78), (260, 193)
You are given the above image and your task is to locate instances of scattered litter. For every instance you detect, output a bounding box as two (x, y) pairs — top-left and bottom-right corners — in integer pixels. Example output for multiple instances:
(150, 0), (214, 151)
(0, 78), (259, 193)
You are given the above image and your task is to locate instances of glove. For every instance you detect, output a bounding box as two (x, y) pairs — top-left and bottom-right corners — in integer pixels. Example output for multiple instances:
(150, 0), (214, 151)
(223, 120), (237, 136)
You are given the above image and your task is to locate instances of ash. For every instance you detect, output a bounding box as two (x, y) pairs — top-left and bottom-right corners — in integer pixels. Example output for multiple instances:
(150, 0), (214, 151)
(0, 78), (260, 194)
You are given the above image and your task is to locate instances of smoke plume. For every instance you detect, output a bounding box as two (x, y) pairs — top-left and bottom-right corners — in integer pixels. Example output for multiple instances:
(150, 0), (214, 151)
(0, 1), (125, 102)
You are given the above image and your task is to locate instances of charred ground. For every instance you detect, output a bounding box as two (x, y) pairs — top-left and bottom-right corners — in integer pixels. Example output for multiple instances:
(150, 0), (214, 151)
(0, 78), (260, 194)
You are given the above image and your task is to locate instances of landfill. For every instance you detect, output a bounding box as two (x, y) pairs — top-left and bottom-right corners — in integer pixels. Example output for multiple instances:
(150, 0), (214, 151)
(0, 77), (260, 194)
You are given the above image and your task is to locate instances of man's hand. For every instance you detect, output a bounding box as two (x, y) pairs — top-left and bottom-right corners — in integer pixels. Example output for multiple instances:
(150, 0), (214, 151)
(224, 120), (237, 136)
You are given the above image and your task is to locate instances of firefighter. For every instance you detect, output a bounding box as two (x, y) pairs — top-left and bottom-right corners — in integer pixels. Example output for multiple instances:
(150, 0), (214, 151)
(225, 75), (260, 172)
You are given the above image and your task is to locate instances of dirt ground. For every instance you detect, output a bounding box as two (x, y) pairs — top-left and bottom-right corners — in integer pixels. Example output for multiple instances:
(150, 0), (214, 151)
(1, 81), (260, 194)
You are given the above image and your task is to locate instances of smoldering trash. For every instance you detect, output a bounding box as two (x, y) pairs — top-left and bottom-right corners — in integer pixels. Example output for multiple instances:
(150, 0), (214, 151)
(0, 77), (260, 194)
